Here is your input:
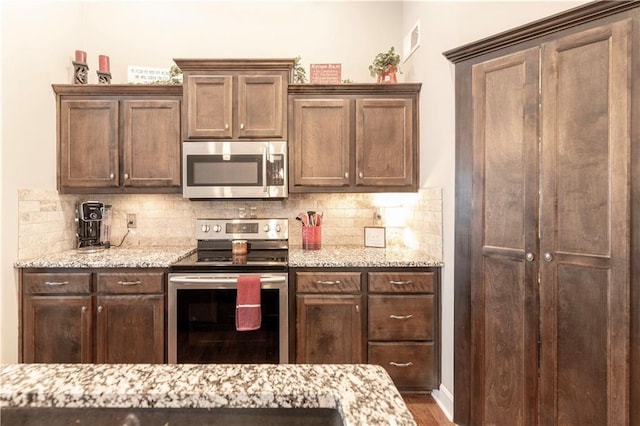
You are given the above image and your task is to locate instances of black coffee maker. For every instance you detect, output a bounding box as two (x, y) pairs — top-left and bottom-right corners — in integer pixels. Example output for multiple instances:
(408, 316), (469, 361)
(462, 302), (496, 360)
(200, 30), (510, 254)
(76, 201), (107, 248)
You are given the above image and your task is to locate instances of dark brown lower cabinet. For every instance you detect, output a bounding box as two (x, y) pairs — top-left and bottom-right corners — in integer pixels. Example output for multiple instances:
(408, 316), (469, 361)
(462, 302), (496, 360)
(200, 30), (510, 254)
(293, 268), (440, 393)
(21, 269), (165, 364)
(295, 272), (363, 364)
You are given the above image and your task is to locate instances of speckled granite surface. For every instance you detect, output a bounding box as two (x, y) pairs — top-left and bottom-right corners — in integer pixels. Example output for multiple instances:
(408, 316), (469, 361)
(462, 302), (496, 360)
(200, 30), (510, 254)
(289, 245), (443, 268)
(0, 363), (416, 426)
(14, 246), (195, 269)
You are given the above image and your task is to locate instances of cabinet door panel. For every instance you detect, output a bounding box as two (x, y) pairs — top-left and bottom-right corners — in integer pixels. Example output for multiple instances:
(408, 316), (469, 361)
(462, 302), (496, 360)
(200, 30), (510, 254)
(96, 295), (164, 364)
(59, 99), (118, 188)
(368, 295), (432, 340)
(23, 296), (93, 363)
(296, 294), (362, 363)
(356, 98), (413, 187)
(539, 20), (632, 426)
(122, 99), (181, 187)
(471, 47), (540, 426)
(238, 74), (285, 138)
(369, 342), (435, 390)
(290, 99), (351, 187)
(185, 75), (233, 139)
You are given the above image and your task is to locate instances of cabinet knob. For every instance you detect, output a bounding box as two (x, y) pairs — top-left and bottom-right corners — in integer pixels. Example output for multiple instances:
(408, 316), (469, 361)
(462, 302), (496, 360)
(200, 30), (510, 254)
(344, 172), (349, 179)
(525, 252), (534, 262)
(109, 173), (114, 180)
(358, 172), (364, 179)
(240, 123), (245, 130)
(355, 305), (360, 313)
(81, 306), (87, 314)
(124, 173), (129, 180)
(225, 123), (229, 130)
(544, 252), (553, 262)
(97, 305), (103, 313)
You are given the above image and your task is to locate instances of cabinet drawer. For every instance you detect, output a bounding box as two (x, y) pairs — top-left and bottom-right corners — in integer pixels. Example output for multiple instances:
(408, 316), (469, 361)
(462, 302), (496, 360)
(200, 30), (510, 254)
(296, 272), (361, 293)
(97, 272), (164, 294)
(23, 272), (91, 294)
(369, 295), (433, 340)
(368, 342), (435, 390)
(368, 272), (434, 293)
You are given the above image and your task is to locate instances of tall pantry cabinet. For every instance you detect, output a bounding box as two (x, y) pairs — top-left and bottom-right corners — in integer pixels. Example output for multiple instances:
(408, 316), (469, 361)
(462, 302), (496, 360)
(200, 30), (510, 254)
(445, 2), (639, 425)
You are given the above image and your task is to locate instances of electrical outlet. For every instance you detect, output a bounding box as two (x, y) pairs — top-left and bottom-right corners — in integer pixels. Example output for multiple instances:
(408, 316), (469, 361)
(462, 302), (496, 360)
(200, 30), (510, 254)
(127, 213), (137, 229)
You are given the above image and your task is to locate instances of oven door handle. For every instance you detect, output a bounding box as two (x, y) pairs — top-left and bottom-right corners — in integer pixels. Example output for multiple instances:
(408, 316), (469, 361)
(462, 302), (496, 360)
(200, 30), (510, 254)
(169, 276), (286, 284)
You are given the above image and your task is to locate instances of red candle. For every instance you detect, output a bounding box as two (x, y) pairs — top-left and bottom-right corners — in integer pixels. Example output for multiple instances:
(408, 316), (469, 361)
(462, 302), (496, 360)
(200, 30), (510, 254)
(98, 55), (110, 73)
(75, 50), (87, 64)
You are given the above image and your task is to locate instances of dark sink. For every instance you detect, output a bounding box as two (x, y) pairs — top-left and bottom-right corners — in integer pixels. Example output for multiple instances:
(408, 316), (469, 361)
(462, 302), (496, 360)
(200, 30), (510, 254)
(1, 406), (344, 426)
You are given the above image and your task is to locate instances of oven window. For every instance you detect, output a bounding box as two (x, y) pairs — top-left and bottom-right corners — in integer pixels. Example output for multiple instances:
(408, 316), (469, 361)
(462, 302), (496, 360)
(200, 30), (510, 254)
(187, 155), (263, 187)
(176, 288), (279, 364)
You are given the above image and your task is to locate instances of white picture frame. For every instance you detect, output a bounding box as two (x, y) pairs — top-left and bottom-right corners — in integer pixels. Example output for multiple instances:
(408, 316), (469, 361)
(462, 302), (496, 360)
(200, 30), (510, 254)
(364, 227), (386, 248)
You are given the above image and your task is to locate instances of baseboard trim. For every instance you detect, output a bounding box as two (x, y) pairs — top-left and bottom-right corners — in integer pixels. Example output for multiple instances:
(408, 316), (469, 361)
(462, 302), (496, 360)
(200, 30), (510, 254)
(431, 384), (454, 422)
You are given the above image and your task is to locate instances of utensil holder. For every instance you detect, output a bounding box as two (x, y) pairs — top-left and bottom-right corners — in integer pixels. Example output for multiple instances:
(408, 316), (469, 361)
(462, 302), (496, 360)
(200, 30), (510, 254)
(302, 226), (321, 250)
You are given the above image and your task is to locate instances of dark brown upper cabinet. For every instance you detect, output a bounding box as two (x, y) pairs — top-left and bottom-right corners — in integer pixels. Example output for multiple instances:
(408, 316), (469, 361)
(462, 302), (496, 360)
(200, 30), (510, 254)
(53, 84), (182, 194)
(288, 84), (420, 193)
(174, 59), (294, 141)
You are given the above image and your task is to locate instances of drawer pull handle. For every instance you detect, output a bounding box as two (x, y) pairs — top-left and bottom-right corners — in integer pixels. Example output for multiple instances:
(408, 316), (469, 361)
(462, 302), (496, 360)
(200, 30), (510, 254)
(390, 280), (413, 285)
(390, 314), (413, 320)
(390, 361), (414, 368)
(118, 280), (142, 286)
(45, 281), (69, 286)
(315, 280), (341, 285)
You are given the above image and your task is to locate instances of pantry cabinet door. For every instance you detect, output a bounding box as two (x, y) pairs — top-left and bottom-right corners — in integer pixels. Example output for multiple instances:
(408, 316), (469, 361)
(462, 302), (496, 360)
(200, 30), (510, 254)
(470, 47), (540, 426)
(59, 99), (119, 189)
(539, 19), (632, 426)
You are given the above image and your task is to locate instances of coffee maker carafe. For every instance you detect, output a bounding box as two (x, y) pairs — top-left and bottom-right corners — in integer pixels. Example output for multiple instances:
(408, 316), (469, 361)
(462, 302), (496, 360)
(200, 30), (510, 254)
(76, 201), (106, 248)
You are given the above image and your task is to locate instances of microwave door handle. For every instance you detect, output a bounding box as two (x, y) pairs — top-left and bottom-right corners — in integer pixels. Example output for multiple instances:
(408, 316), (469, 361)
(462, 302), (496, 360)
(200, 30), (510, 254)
(262, 147), (268, 194)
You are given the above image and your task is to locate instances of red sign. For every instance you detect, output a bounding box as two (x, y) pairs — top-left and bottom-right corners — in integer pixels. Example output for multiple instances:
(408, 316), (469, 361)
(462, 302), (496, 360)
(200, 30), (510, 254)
(310, 64), (342, 84)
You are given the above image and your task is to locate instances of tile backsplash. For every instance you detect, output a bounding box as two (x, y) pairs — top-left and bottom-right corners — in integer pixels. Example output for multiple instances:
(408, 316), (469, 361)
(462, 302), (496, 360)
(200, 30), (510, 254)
(17, 188), (442, 261)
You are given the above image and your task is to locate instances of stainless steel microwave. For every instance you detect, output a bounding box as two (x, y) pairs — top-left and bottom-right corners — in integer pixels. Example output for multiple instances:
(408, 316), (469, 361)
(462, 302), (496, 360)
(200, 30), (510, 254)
(182, 141), (287, 199)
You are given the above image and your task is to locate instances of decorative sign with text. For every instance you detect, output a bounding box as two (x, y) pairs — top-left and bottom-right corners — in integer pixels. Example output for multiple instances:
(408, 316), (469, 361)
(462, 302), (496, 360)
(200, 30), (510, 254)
(310, 64), (342, 84)
(127, 66), (170, 84)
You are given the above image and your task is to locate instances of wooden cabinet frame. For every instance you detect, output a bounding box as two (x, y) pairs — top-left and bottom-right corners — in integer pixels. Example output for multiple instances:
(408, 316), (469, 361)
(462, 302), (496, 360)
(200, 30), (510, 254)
(444, 2), (639, 424)
(53, 84), (182, 194)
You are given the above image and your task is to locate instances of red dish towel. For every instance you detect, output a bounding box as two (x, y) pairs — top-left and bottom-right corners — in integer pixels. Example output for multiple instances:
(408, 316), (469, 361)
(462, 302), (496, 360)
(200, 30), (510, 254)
(236, 275), (261, 331)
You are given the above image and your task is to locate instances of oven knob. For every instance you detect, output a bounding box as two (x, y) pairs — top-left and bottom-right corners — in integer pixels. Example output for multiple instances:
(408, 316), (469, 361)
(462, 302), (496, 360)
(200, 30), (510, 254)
(200, 225), (211, 233)
(275, 224), (282, 232)
(213, 225), (222, 233)
(263, 224), (270, 232)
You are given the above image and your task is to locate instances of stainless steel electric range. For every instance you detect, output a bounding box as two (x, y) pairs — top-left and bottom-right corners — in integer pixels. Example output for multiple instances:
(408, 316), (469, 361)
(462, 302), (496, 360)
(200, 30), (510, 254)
(168, 218), (289, 364)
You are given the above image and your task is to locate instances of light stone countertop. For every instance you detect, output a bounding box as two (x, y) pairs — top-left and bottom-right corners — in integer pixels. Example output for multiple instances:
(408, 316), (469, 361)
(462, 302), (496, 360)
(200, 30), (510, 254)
(0, 363), (416, 426)
(13, 246), (196, 269)
(289, 245), (443, 268)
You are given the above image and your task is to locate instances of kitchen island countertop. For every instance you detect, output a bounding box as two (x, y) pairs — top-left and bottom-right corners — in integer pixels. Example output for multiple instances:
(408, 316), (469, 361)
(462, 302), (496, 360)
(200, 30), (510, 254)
(289, 245), (443, 268)
(0, 363), (416, 426)
(13, 246), (195, 269)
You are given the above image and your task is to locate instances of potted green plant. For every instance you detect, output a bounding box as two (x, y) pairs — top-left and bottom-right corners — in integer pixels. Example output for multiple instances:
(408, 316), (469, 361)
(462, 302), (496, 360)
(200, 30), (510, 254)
(368, 46), (400, 83)
(293, 56), (308, 84)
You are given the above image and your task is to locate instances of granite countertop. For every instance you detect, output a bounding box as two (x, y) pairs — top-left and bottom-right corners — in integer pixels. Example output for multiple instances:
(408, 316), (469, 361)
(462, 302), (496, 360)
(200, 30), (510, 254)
(289, 245), (443, 268)
(0, 363), (416, 426)
(14, 246), (195, 269)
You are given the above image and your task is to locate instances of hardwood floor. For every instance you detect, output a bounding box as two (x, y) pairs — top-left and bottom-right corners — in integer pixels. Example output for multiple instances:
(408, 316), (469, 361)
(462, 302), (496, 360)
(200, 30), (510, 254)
(403, 395), (454, 426)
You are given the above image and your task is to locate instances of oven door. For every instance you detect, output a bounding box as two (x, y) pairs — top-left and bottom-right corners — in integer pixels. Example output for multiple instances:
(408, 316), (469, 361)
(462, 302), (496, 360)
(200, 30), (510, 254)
(182, 141), (287, 199)
(168, 273), (288, 364)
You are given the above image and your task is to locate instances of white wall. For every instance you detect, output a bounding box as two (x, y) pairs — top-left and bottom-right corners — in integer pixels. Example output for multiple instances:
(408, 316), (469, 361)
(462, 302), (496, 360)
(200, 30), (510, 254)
(1, 0), (588, 417)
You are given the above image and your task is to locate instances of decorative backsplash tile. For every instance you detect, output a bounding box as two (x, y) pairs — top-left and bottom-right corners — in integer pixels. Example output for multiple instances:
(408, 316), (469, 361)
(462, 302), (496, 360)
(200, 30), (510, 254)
(17, 188), (443, 261)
